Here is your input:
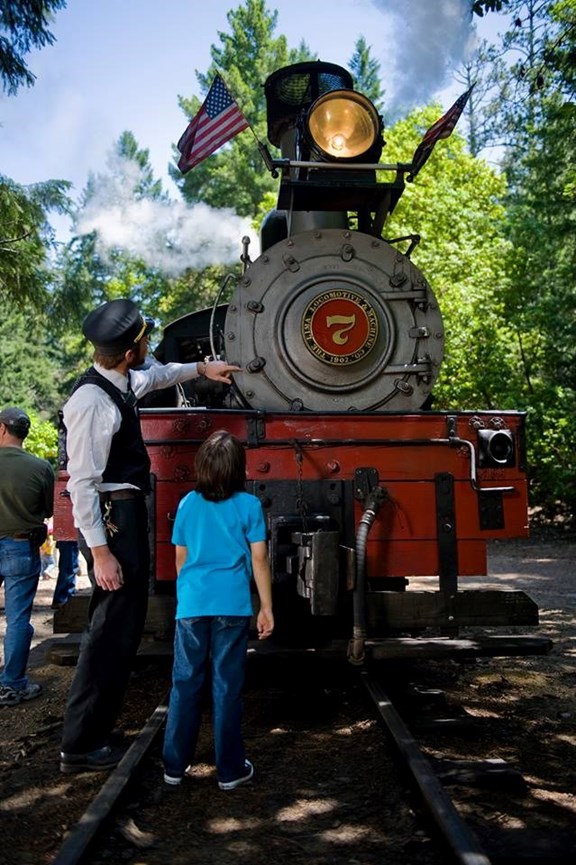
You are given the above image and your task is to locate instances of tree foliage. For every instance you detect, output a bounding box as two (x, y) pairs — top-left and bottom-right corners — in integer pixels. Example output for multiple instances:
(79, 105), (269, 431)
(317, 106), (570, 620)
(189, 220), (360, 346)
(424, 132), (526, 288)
(0, 0), (67, 93)
(498, 0), (576, 512)
(384, 109), (519, 412)
(472, 0), (511, 14)
(0, 175), (71, 307)
(24, 408), (58, 463)
(348, 36), (385, 113)
(449, 0), (575, 516)
(0, 297), (65, 420)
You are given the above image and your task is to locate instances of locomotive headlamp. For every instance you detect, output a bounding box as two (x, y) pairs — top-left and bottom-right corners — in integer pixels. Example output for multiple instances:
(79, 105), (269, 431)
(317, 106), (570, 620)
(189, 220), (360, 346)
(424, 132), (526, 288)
(306, 90), (382, 161)
(478, 429), (515, 468)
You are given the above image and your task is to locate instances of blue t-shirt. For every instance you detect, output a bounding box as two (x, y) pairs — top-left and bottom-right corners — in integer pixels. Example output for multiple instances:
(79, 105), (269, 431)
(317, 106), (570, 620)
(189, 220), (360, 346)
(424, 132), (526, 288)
(171, 490), (267, 618)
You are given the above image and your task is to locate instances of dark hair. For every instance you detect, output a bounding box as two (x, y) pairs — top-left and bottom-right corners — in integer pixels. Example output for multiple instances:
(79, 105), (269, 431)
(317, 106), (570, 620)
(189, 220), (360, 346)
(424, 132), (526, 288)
(1, 421), (29, 441)
(93, 349), (128, 369)
(195, 430), (246, 501)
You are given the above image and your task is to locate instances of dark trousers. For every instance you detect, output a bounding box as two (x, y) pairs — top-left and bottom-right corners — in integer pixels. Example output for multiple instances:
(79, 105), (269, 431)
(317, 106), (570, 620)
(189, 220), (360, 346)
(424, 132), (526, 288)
(61, 496), (149, 755)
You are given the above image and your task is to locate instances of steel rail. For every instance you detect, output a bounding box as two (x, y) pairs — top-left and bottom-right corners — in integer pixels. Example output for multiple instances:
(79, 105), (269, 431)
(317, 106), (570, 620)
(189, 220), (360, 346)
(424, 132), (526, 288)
(361, 671), (493, 865)
(50, 700), (168, 865)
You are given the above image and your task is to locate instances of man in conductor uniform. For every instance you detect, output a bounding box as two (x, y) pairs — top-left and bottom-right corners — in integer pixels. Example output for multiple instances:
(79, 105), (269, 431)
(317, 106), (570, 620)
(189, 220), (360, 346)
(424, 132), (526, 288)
(60, 298), (239, 773)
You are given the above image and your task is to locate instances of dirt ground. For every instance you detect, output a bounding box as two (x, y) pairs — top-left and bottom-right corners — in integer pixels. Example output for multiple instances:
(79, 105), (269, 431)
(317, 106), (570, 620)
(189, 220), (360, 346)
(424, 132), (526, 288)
(0, 532), (575, 864)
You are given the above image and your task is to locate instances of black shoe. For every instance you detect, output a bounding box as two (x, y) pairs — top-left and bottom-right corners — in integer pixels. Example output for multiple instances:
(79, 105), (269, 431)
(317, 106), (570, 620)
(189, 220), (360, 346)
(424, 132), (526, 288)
(60, 745), (122, 774)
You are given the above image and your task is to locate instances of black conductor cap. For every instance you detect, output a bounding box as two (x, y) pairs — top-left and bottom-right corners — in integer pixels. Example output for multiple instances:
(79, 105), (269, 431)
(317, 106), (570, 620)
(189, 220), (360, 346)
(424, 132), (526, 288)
(82, 299), (155, 356)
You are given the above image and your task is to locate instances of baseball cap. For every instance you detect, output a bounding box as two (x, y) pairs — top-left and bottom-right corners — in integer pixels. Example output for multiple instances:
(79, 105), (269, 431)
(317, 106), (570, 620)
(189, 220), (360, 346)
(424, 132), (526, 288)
(0, 406), (31, 438)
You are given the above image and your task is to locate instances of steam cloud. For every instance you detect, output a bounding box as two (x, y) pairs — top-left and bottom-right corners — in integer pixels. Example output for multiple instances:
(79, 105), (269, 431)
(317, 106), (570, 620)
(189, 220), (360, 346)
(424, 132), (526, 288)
(370, 0), (475, 115)
(75, 155), (257, 277)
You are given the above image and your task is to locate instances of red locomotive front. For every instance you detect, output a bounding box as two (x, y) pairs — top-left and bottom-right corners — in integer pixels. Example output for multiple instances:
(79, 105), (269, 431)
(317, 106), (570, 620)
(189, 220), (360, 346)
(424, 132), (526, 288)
(54, 61), (539, 659)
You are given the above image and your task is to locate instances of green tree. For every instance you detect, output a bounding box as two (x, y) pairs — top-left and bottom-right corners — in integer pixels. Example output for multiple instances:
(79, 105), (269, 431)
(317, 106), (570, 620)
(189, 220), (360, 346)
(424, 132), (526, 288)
(449, 1), (576, 517)
(348, 36), (385, 113)
(499, 0), (576, 515)
(384, 107), (520, 413)
(0, 175), (71, 307)
(453, 38), (508, 156)
(172, 0), (315, 217)
(478, 1), (553, 165)
(0, 297), (65, 419)
(0, 0), (67, 93)
(24, 409), (58, 463)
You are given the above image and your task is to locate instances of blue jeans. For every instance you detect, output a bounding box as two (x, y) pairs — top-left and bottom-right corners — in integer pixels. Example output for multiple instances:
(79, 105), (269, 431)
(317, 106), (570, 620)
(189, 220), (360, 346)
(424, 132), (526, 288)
(163, 616), (250, 782)
(0, 538), (41, 689)
(52, 541), (79, 606)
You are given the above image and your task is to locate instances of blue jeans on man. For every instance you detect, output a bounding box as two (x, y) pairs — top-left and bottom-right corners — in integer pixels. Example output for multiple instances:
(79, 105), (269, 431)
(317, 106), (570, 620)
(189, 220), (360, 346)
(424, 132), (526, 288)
(163, 616), (250, 783)
(0, 537), (41, 690)
(52, 540), (80, 608)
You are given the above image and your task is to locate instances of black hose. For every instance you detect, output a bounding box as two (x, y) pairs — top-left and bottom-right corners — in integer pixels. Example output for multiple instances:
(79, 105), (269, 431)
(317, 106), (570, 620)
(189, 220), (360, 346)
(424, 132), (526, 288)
(348, 488), (387, 665)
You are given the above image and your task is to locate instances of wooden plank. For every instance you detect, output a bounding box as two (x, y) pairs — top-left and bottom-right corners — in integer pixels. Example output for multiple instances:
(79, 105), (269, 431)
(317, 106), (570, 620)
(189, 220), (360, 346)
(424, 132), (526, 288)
(46, 636), (173, 666)
(434, 758), (527, 793)
(367, 635), (552, 660)
(411, 716), (484, 737)
(53, 594), (176, 637)
(368, 590), (539, 629)
(478, 828), (576, 864)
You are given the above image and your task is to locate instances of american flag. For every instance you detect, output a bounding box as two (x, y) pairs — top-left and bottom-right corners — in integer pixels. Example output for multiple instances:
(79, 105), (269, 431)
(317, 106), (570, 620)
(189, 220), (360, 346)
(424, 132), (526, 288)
(177, 74), (249, 174)
(408, 85), (474, 181)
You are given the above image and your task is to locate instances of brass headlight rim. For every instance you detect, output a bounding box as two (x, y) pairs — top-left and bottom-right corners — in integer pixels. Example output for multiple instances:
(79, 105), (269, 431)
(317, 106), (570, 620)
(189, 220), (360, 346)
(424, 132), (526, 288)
(306, 89), (381, 162)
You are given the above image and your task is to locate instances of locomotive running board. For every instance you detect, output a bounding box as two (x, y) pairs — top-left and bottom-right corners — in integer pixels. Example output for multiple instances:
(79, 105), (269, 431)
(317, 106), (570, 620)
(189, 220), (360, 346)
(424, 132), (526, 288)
(46, 632), (552, 666)
(249, 634), (553, 661)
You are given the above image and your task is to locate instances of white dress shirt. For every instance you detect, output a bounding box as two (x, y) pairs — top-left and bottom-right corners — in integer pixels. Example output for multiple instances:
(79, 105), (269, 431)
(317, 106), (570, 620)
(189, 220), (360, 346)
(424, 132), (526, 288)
(64, 360), (202, 548)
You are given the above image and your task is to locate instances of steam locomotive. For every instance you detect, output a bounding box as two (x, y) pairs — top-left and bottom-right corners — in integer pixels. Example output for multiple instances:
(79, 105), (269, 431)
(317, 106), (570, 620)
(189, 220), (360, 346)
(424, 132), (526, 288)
(55, 62), (539, 661)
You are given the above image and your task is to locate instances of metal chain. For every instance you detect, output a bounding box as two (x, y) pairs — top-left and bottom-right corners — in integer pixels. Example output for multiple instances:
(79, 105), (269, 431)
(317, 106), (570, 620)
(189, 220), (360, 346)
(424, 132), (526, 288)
(292, 440), (309, 533)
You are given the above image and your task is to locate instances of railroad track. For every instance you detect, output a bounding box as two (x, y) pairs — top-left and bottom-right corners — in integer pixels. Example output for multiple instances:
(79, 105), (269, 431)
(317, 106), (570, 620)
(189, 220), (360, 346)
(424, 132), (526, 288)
(363, 672), (494, 865)
(48, 656), (576, 865)
(51, 699), (169, 865)
(361, 668), (576, 865)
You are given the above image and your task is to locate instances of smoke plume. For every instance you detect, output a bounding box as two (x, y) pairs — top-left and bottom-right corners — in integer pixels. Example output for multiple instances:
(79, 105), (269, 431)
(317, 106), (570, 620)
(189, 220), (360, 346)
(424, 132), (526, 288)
(370, 0), (475, 116)
(75, 155), (256, 277)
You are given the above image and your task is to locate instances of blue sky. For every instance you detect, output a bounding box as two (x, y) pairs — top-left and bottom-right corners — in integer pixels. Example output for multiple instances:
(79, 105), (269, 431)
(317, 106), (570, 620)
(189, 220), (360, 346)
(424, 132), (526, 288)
(0, 1), (505, 266)
(0, 0), (505, 194)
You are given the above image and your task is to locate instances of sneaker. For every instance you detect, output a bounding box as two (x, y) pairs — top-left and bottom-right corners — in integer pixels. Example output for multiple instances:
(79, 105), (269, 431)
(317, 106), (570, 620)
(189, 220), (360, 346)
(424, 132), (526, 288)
(163, 773), (183, 786)
(0, 681), (42, 707)
(60, 745), (122, 774)
(218, 760), (254, 791)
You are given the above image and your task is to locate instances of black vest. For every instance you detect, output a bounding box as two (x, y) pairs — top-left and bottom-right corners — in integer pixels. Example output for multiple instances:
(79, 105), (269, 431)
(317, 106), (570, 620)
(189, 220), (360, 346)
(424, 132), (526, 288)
(70, 367), (151, 493)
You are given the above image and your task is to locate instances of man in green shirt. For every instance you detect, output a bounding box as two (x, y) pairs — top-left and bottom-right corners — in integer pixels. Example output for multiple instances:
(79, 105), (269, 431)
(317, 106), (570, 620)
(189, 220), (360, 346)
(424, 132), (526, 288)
(0, 407), (54, 706)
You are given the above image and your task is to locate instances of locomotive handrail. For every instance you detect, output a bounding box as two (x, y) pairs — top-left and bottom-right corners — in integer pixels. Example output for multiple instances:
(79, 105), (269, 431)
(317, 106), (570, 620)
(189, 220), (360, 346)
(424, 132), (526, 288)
(271, 157), (413, 173)
(445, 435), (515, 494)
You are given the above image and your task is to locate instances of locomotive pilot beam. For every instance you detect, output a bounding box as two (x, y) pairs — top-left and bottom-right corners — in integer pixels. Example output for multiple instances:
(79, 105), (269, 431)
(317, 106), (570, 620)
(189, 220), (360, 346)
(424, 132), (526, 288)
(53, 61), (549, 662)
